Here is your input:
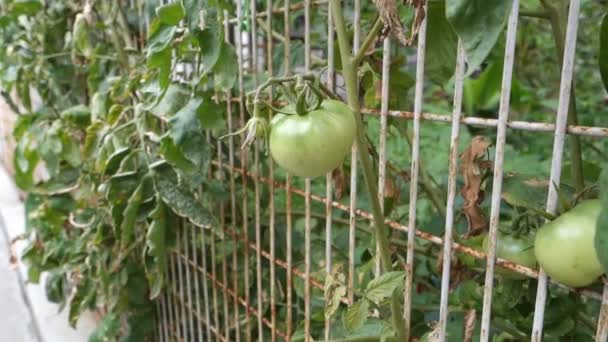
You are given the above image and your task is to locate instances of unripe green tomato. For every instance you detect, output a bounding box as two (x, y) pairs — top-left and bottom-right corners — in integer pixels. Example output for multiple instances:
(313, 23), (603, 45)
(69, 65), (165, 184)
(482, 231), (537, 279)
(535, 199), (604, 287)
(269, 99), (356, 178)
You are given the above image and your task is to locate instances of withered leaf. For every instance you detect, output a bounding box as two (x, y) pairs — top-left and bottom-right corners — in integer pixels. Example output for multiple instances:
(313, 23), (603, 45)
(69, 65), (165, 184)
(332, 167), (346, 200)
(459, 136), (491, 237)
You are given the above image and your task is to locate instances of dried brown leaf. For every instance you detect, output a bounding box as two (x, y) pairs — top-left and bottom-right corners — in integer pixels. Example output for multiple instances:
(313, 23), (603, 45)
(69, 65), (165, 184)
(459, 136), (491, 237)
(332, 167), (346, 200)
(373, 0), (408, 46)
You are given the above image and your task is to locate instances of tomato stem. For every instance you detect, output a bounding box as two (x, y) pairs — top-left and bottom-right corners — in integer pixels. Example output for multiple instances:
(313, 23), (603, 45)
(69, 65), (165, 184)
(330, 0), (406, 339)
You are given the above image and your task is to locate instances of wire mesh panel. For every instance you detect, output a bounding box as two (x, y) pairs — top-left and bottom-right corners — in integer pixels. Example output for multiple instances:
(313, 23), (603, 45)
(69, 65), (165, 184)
(155, 0), (608, 341)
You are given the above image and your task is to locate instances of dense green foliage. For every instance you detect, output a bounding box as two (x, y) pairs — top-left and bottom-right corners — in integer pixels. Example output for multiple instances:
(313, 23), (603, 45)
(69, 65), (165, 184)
(0, 0), (607, 341)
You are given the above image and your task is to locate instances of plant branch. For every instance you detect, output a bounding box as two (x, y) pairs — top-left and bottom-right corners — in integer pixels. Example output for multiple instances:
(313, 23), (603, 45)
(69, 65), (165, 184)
(519, 10), (550, 20)
(330, 0), (405, 339)
(541, 0), (585, 193)
(353, 17), (383, 65)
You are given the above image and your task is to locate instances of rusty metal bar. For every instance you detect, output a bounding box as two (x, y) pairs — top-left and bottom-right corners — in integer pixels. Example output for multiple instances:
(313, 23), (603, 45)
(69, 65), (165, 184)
(209, 220), (222, 341)
(265, 0), (278, 341)
(479, 1), (520, 340)
(532, 0), (581, 340)
(324, 0), (335, 339)
(190, 227), (207, 342)
(283, 1), (293, 340)
(200, 228), (213, 341)
(181, 225), (196, 340)
(234, 0), (252, 340)
(249, 0), (265, 339)
(404, 1), (428, 337)
(224, 11), (242, 342)
(437, 41), (466, 341)
(303, 0), (312, 341)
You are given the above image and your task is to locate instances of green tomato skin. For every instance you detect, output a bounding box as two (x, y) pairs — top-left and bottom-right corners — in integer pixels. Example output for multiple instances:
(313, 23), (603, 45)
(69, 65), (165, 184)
(269, 99), (356, 178)
(534, 199), (604, 287)
(482, 232), (537, 279)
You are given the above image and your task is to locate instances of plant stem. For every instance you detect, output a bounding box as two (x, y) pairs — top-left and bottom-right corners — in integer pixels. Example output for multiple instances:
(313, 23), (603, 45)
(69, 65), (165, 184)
(519, 10), (550, 20)
(330, 0), (405, 339)
(353, 17), (383, 65)
(541, 0), (585, 193)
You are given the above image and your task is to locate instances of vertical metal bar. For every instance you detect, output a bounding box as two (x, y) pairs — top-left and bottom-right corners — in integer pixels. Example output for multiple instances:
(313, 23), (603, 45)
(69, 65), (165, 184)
(377, 37), (391, 277)
(201, 229), (213, 341)
(178, 227), (189, 339)
(597, 280), (608, 342)
(223, 9), (241, 342)
(437, 42), (466, 342)
(215, 14), (231, 342)
(235, 0), (252, 341)
(170, 232), (182, 339)
(532, 1), (581, 340)
(265, 1), (277, 341)
(479, 2), (520, 341)
(304, 1), (312, 341)
(210, 225), (221, 341)
(283, 2), (293, 341)
(324, 1), (336, 340)
(249, 1), (264, 340)
(191, 227), (205, 342)
(403, 2), (428, 338)
(348, 0), (361, 305)
(162, 292), (171, 342)
(182, 224), (196, 340)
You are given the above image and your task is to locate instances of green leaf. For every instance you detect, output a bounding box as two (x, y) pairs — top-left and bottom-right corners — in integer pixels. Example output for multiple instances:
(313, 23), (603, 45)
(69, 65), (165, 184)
(596, 168), (608, 274)
(196, 26), (223, 75)
(446, 0), (513, 76)
(156, 177), (216, 228)
(72, 14), (93, 58)
(156, 2), (185, 26)
(183, 0), (207, 33)
(463, 60), (503, 115)
(88, 314), (120, 342)
(9, 0), (42, 16)
(146, 200), (167, 299)
(60, 105), (91, 127)
(364, 271), (405, 303)
(343, 299), (370, 333)
(147, 47), (172, 90)
(146, 21), (177, 56)
(120, 180), (144, 248)
(600, 13), (608, 92)
(426, 1), (458, 85)
(149, 84), (190, 117)
(213, 42), (237, 90)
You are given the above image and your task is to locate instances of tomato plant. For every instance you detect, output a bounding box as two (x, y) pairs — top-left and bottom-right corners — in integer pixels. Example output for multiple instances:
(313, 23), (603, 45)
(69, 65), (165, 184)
(535, 200), (604, 287)
(269, 99), (356, 178)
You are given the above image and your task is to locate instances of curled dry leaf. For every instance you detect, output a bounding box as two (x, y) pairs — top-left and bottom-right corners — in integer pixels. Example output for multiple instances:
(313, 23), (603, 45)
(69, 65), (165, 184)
(332, 167), (346, 200)
(459, 136), (492, 237)
(373, 0), (408, 46)
(324, 268), (347, 319)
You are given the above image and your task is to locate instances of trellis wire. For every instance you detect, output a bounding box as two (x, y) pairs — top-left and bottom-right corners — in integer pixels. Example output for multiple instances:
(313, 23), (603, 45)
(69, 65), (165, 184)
(150, 0), (608, 341)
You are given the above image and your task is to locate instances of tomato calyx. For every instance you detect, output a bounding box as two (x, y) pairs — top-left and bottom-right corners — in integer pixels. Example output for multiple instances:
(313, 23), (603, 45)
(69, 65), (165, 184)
(221, 72), (341, 151)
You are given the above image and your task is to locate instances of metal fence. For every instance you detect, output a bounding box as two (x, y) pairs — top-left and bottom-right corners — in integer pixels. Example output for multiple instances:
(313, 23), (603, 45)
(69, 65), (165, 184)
(153, 0), (608, 341)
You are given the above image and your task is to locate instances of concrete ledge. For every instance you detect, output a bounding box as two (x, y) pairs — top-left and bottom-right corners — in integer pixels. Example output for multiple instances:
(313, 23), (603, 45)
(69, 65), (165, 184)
(0, 166), (97, 342)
